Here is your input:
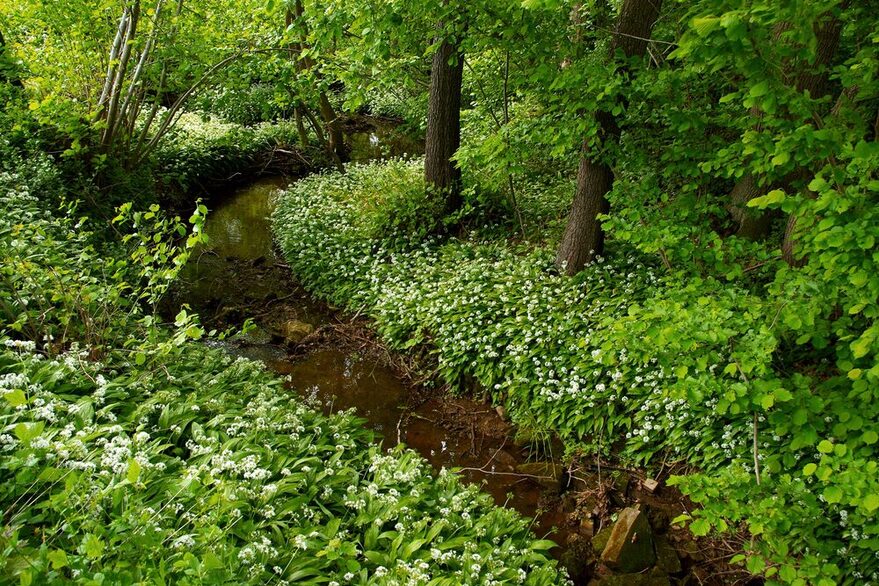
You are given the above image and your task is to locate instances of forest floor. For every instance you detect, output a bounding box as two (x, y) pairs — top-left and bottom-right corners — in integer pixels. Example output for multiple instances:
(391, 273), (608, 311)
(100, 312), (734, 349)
(163, 228), (754, 585)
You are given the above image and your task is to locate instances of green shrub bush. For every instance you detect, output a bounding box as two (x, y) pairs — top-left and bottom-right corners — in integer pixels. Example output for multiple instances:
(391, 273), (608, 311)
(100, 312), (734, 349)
(191, 84), (292, 126)
(272, 158), (879, 585)
(0, 158), (566, 585)
(152, 112), (313, 201)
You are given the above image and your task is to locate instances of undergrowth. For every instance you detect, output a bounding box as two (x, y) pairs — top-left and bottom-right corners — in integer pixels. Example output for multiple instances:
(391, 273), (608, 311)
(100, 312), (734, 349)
(0, 158), (566, 585)
(272, 158), (879, 585)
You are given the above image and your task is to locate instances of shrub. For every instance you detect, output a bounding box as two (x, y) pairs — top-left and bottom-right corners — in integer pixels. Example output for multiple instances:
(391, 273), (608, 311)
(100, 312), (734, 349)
(272, 158), (879, 585)
(151, 112), (313, 201)
(0, 157), (566, 586)
(191, 84), (292, 126)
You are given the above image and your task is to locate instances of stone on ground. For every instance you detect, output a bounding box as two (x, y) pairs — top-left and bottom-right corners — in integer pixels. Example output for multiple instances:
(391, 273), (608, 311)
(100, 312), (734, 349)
(600, 506), (656, 573)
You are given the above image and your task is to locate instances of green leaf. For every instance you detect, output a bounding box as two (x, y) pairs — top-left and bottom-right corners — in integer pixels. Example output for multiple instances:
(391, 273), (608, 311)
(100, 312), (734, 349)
(802, 463), (817, 476)
(691, 16), (721, 36)
(202, 551), (224, 571)
(746, 555), (765, 574)
(48, 549), (69, 570)
(127, 459), (142, 483)
(529, 539), (558, 551)
(771, 151), (790, 167)
(3, 388), (27, 407)
(747, 189), (785, 209)
(817, 440), (834, 453)
(863, 494), (879, 512)
(82, 534), (105, 560)
(749, 80), (770, 98)
(779, 565), (797, 581)
(823, 486), (843, 504)
(690, 518), (711, 536)
(14, 421), (45, 443)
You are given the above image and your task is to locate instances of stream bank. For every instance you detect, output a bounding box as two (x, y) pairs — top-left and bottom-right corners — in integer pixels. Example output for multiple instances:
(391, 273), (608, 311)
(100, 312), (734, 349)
(162, 120), (749, 586)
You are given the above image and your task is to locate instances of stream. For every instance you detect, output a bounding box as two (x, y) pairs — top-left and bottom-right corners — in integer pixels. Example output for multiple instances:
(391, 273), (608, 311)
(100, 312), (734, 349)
(164, 120), (574, 557)
(161, 119), (741, 585)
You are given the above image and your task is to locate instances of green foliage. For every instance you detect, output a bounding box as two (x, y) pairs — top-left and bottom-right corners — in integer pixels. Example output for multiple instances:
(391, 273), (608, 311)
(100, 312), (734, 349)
(0, 340), (564, 585)
(273, 156), (879, 585)
(5, 0), (879, 582)
(348, 158), (447, 244)
(0, 152), (565, 586)
(151, 112), (313, 200)
(0, 164), (205, 351)
(192, 85), (294, 126)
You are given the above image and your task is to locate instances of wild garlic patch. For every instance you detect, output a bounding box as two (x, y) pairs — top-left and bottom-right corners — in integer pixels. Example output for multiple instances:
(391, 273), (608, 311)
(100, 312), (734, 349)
(0, 162), (566, 585)
(273, 158), (879, 585)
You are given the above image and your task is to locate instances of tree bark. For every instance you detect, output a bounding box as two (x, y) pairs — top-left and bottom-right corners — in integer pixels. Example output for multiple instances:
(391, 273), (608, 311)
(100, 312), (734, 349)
(294, 105), (309, 147)
(730, 12), (843, 241)
(291, 1), (346, 167)
(556, 0), (663, 275)
(0, 30), (23, 88)
(424, 28), (464, 215)
(729, 174), (775, 239)
(318, 91), (346, 165)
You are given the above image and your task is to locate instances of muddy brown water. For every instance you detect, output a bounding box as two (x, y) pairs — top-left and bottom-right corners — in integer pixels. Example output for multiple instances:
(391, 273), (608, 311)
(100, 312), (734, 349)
(167, 125), (571, 543)
(165, 123), (739, 584)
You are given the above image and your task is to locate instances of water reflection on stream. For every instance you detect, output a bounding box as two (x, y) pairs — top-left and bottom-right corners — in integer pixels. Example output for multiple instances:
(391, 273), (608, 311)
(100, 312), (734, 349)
(168, 124), (569, 555)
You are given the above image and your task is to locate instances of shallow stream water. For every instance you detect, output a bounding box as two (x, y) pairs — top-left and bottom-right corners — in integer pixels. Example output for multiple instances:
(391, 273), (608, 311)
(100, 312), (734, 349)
(166, 123), (571, 551)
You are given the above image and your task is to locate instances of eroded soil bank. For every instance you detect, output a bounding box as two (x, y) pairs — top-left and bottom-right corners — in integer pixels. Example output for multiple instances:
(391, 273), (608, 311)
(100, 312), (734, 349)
(162, 122), (751, 585)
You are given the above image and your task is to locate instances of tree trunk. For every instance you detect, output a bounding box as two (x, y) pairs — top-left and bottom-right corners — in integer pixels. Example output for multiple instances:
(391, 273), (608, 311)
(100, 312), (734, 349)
(424, 31), (464, 215)
(291, 2), (346, 167)
(730, 174), (776, 239)
(0, 30), (23, 88)
(318, 91), (346, 164)
(559, 156), (613, 271)
(294, 105), (309, 147)
(730, 12), (843, 241)
(556, 0), (663, 275)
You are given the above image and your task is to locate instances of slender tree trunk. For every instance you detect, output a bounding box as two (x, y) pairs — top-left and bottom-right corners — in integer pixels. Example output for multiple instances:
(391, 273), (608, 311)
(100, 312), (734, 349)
(318, 92), (346, 163)
(291, 1), (346, 166)
(556, 0), (663, 275)
(294, 105), (309, 147)
(424, 30), (464, 215)
(102, 1), (141, 149)
(0, 30), (24, 88)
(731, 12), (843, 241)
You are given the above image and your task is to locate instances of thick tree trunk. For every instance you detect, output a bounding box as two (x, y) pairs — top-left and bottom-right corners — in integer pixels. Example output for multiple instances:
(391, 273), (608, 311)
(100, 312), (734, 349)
(424, 33), (464, 215)
(558, 156), (613, 271)
(556, 0), (662, 275)
(730, 174), (775, 239)
(731, 13), (843, 241)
